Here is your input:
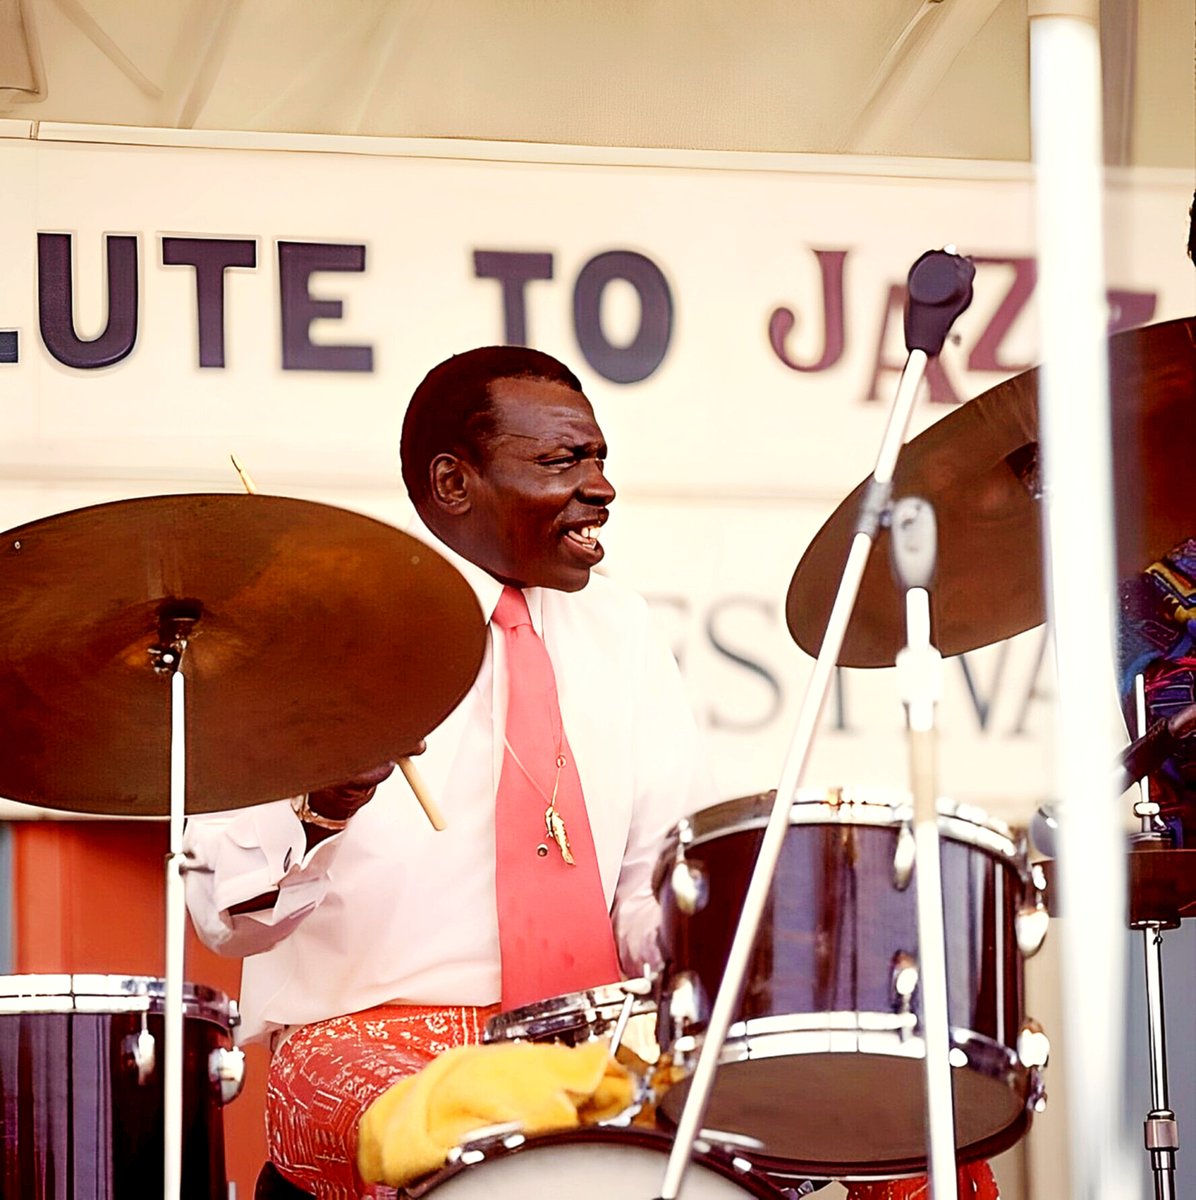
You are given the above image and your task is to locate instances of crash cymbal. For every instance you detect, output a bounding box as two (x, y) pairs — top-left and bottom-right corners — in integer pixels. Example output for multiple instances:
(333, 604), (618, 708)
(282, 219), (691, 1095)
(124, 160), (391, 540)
(787, 315), (1196, 667)
(0, 493), (485, 816)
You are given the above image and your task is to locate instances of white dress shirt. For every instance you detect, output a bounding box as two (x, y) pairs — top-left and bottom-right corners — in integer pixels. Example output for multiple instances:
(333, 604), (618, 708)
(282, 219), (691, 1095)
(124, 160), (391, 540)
(183, 527), (716, 1044)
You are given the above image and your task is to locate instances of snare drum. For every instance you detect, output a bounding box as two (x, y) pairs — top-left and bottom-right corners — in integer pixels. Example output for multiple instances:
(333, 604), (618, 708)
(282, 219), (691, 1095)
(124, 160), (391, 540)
(484, 981), (660, 1067)
(400, 1125), (788, 1197)
(655, 790), (1050, 1180)
(0, 974), (244, 1200)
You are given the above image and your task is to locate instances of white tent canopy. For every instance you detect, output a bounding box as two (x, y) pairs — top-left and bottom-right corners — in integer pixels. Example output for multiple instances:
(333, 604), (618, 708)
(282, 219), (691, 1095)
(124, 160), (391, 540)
(0, 0), (1191, 167)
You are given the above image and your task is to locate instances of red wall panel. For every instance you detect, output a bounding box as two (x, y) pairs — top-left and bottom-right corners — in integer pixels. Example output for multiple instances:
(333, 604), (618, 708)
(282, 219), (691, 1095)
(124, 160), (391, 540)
(10, 820), (268, 1197)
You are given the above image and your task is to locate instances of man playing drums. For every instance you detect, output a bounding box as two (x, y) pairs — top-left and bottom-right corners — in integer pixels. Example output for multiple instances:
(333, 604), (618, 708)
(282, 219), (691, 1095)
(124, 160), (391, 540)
(184, 346), (716, 1197)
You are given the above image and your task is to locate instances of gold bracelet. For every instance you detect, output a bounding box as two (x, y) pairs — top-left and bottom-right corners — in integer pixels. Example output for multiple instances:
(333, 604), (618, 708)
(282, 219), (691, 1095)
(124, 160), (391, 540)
(291, 794), (352, 831)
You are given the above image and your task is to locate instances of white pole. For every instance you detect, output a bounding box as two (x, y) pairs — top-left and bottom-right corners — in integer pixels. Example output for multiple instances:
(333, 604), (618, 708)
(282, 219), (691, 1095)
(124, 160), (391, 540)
(1029, 4), (1138, 1198)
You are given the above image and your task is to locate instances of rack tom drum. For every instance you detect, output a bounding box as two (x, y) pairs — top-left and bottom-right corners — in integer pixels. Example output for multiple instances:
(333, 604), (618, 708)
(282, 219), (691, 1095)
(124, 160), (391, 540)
(655, 789), (1049, 1180)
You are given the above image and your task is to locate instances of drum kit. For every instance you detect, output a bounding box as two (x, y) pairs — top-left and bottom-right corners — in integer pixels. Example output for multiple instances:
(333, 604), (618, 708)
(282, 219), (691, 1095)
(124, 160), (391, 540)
(0, 273), (1193, 1197)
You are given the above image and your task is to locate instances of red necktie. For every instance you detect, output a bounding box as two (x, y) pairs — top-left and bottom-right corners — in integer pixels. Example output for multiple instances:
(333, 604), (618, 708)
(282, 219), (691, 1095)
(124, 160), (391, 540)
(492, 586), (621, 1010)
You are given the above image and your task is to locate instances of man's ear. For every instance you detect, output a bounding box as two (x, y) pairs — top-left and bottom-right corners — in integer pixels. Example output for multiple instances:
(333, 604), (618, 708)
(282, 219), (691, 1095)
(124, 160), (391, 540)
(429, 453), (472, 515)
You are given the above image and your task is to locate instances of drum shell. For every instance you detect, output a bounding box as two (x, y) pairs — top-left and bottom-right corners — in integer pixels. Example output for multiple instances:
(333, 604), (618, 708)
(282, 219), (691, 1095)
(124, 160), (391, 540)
(656, 793), (1041, 1178)
(0, 975), (235, 1200)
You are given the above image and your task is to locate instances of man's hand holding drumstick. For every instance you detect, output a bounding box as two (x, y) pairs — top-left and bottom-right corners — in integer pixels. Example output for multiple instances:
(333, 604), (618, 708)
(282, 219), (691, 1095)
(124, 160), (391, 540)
(298, 747), (445, 851)
(227, 749), (441, 915)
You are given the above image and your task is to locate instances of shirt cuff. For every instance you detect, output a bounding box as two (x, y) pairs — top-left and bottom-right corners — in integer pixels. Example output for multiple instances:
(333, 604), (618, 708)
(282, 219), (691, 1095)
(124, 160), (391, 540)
(211, 799), (337, 915)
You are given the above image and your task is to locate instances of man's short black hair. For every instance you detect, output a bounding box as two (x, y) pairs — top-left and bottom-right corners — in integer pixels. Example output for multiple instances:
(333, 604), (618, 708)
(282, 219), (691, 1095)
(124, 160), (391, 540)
(400, 345), (583, 508)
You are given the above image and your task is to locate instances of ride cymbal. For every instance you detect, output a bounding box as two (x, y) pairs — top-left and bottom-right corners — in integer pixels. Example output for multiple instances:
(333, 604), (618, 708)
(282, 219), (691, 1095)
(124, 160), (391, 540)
(787, 316), (1196, 667)
(0, 493), (485, 815)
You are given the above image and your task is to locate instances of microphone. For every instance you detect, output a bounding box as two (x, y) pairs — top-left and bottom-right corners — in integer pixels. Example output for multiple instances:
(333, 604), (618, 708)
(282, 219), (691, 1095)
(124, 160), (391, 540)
(904, 249), (975, 356)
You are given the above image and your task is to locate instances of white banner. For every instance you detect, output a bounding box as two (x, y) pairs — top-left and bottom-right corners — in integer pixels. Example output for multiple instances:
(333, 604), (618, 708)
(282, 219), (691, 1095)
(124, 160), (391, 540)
(1, 125), (1193, 823)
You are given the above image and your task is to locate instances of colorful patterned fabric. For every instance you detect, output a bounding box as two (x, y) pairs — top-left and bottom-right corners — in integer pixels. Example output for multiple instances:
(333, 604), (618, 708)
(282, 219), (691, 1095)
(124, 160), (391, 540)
(266, 1002), (499, 1199)
(845, 1161), (1000, 1199)
(1118, 536), (1196, 841)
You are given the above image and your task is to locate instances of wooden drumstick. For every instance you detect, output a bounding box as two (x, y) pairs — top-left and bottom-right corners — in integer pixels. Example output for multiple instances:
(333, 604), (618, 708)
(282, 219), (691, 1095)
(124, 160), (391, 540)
(230, 452), (259, 495)
(398, 756), (445, 831)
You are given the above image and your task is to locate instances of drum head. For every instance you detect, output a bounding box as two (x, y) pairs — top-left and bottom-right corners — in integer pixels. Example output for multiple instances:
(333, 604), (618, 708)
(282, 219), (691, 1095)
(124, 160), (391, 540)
(405, 1126), (783, 1197)
(660, 1053), (1028, 1178)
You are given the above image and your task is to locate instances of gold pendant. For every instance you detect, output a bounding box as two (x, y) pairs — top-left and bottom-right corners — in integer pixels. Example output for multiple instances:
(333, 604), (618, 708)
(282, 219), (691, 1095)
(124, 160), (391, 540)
(544, 805), (575, 865)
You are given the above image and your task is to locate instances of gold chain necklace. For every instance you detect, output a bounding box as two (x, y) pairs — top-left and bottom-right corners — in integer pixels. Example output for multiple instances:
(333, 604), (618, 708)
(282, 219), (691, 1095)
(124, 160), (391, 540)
(501, 737), (575, 864)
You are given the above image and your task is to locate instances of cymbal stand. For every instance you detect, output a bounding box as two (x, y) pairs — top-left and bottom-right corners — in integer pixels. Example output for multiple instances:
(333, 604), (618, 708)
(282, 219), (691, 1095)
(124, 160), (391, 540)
(149, 604), (200, 1200)
(1139, 923), (1179, 1200)
(1130, 676), (1180, 1200)
(656, 249), (975, 1200)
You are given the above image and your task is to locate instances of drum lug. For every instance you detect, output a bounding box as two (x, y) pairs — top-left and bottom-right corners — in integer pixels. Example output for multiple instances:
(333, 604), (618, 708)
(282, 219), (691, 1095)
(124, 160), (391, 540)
(660, 969), (709, 1051)
(1018, 1017), (1051, 1073)
(1015, 863), (1050, 957)
(446, 1123), (526, 1165)
(121, 1024), (156, 1086)
(890, 951), (919, 1016)
(892, 820), (916, 891)
(209, 1045), (246, 1105)
(670, 856), (709, 916)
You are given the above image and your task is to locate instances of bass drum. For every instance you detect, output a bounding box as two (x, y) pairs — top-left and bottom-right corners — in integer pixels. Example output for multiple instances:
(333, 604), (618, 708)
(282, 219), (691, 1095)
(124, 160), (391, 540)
(655, 789), (1050, 1181)
(0, 974), (244, 1200)
(400, 1125), (788, 1198)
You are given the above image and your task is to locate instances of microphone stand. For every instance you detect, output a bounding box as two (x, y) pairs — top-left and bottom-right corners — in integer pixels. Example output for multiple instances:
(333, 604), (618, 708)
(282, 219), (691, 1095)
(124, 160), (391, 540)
(655, 249), (975, 1200)
(891, 496), (956, 1200)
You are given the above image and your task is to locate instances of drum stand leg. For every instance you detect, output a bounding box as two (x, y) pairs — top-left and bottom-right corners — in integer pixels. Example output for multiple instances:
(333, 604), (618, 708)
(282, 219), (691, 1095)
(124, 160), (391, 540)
(1140, 922), (1179, 1200)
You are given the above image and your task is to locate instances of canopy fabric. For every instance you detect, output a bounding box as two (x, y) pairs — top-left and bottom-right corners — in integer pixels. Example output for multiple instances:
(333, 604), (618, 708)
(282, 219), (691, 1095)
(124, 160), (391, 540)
(0, 0), (1189, 166)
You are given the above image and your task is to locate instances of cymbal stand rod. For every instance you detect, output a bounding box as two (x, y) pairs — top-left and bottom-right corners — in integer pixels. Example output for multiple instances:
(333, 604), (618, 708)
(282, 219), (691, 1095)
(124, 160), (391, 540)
(657, 346), (932, 1200)
(150, 620), (193, 1200)
(165, 664), (187, 1200)
(1140, 924), (1178, 1199)
(1132, 677), (1179, 1198)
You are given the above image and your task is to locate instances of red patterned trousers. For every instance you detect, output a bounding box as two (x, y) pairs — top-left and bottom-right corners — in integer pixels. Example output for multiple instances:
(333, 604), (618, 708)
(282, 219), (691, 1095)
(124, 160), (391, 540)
(845, 1161), (1000, 1198)
(266, 1003), (999, 1200)
(266, 1003), (500, 1200)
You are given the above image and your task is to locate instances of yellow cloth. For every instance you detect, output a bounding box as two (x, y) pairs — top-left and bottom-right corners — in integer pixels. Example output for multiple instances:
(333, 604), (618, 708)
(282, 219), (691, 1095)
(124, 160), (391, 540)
(357, 1038), (634, 1187)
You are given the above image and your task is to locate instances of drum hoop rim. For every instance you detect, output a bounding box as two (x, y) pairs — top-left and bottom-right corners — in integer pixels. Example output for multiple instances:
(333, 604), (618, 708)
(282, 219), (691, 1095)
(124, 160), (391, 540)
(484, 982), (656, 1039)
(0, 972), (234, 1023)
(674, 792), (1021, 856)
(403, 1123), (780, 1198)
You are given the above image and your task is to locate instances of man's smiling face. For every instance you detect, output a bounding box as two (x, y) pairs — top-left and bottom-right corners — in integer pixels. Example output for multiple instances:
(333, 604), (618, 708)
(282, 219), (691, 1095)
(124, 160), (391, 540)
(457, 375), (615, 592)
